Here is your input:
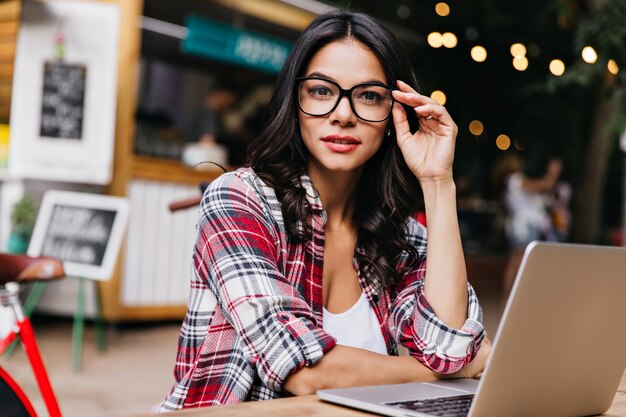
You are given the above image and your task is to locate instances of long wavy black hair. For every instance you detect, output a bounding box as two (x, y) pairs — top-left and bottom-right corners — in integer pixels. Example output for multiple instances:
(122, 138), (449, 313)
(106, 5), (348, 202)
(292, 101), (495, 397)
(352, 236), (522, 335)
(247, 11), (423, 289)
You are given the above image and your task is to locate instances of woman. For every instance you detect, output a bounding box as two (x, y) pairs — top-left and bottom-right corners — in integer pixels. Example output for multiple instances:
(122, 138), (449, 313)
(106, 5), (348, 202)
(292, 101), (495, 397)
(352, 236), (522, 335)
(493, 152), (564, 302)
(158, 11), (487, 411)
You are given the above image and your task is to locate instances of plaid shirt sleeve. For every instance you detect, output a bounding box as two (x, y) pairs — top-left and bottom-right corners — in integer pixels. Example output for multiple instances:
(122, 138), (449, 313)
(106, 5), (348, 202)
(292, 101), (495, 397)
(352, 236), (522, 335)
(192, 172), (336, 392)
(389, 219), (484, 374)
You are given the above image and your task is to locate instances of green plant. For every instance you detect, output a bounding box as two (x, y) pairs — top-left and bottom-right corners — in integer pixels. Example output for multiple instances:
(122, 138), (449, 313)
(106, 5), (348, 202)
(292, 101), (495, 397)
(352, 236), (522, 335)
(10, 195), (38, 240)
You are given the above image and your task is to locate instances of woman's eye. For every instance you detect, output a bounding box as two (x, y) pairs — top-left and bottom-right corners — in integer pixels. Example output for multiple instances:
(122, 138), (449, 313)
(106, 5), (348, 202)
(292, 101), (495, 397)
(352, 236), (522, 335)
(310, 86), (334, 98)
(358, 91), (383, 104)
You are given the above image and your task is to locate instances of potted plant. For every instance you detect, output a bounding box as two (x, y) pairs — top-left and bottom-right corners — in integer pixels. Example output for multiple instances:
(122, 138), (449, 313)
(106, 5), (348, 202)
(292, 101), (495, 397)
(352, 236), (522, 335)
(8, 195), (38, 254)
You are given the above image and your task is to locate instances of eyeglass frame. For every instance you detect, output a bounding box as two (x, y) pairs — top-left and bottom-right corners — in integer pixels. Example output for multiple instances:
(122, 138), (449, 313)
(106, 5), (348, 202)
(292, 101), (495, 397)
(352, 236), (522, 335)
(295, 76), (396, 123)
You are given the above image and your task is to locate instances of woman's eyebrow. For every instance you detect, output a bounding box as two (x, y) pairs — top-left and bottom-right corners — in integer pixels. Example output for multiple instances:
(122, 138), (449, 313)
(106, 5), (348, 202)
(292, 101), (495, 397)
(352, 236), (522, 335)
(306, 71), (334, 80)
(306, 71), (388, 86)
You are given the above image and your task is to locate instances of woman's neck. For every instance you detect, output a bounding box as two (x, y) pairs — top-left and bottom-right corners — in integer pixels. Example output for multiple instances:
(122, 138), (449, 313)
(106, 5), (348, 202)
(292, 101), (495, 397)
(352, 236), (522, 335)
(307, 163), (361, 231)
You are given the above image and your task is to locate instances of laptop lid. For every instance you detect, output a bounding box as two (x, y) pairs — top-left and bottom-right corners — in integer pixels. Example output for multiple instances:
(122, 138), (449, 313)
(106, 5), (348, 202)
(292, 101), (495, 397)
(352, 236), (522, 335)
(469, 242), (626, 417)
(318, 242), (626, 417)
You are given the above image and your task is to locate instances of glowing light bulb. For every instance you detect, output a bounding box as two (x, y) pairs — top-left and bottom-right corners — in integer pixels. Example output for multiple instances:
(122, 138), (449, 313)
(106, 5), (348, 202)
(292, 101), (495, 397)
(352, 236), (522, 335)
(510, 43), (526, 57)
(581, 46), (598, 64)
(513, 56), (529, 71)
(430, 90), (447, 105)
(496, 134), (511, 151)
(427, 32), (443, 48)
(469, 120), (484, 136)
(442, 32), (457, 48)
(435, 2), (450, 16)
(471, 46), (487, 62)
(549, 59), (565, 76)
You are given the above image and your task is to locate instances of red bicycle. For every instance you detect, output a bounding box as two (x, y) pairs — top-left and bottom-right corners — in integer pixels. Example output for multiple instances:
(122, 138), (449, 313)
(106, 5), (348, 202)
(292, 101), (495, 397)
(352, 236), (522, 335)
(0, 253), (65, 417)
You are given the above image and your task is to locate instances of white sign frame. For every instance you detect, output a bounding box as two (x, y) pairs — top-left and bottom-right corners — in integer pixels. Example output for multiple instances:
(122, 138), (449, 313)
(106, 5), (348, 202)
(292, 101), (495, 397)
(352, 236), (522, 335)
(8, 1), (120, 184)
(28, 191), (129, 281)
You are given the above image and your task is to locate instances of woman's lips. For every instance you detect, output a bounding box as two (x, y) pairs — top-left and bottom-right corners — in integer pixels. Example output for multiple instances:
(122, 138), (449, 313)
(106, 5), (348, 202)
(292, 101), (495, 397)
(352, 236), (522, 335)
(321, 135), (361, 153)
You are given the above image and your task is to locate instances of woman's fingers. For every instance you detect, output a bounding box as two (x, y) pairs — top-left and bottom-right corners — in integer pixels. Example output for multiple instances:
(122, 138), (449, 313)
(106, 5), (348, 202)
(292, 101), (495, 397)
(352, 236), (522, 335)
(392, 80), (458, 141)
(393, 80), (438, 107)
(391, 101), (413, 145)
(414, 104), (455, 128)
(392, 90), (436, 108)
(393, 81), (455, 129)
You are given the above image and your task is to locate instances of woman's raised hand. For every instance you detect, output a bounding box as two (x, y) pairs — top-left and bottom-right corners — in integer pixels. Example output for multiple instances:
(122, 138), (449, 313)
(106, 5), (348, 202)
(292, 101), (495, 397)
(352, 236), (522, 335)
(391, 80), (458, 184)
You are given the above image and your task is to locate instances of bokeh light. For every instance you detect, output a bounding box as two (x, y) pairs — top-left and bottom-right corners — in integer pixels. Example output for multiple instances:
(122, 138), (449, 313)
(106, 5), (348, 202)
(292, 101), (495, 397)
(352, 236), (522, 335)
(581, 46), (598, 64)
(469, 120), (484, 136)
(510, 43), (526, 57)
(496, 134), (511, 151)
(427, 32), (443, 48)
(513, 56), (529, 71)
(397, 5), (411, 19)
(549, 59), (565, 76)
(442, 32), (457, 48)
(471, 46), (487, 62)
(430, 90), (447, 105)
(435, 2), (450, 16)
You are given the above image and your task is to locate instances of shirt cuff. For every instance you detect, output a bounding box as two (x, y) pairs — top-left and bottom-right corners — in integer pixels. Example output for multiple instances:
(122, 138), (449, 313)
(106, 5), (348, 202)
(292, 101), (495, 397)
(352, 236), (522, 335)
(256, 312), (336, 392)
(413, 283), (484, 372)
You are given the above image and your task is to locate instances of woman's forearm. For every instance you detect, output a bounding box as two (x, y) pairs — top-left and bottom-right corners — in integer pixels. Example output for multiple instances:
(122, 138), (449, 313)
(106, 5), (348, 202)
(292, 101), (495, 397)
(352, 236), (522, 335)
(284, 345), (438, 395)
(421, 179), (468, 329)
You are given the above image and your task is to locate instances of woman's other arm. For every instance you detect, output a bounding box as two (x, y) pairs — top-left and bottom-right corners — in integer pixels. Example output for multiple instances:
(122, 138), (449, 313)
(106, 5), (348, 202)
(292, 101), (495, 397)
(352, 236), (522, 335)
(391, 81), (468, 329)
(420, 179), (468, 329)
(284, 345), (437, 395)
(389, 82), (484, 375)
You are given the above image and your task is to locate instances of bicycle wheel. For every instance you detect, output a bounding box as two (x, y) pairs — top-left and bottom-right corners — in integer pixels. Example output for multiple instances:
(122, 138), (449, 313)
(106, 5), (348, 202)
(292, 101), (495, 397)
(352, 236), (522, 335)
(0, 367), (37, 417)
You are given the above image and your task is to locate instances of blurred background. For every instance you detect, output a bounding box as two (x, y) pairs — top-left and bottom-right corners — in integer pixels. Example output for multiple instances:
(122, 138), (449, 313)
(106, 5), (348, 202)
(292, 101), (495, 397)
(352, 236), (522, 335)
(0, 0), (625, 416)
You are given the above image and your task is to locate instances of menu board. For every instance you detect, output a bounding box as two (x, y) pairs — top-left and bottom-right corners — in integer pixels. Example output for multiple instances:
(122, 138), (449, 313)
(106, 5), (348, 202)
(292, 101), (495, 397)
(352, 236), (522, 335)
(8, 1), (120, 184)
(41, 205), (116, 267)
(40, 62), (87, 140)
(28, 191), (129, 281)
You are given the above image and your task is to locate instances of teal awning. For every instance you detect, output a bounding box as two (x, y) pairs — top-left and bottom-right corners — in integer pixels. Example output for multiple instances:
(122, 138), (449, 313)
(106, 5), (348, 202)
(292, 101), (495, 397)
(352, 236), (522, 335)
(183, 15), (293, 74)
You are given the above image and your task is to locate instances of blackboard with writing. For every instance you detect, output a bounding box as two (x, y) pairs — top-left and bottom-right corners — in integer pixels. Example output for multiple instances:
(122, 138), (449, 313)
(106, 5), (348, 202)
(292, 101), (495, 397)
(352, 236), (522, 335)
(39, 62), (87, 140)
(29, 191), (130, 280)
(40, 204), (117, 267)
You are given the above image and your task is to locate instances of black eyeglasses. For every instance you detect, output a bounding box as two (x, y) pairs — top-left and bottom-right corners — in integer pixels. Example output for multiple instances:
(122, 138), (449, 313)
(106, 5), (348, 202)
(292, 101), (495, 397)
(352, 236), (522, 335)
(295, 76), (395, 122)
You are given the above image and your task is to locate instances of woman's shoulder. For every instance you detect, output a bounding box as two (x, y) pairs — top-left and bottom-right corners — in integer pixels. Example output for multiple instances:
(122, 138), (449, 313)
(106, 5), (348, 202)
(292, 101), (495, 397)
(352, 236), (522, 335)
(203, 167), (281, 215)
(207, 167), (272, 197)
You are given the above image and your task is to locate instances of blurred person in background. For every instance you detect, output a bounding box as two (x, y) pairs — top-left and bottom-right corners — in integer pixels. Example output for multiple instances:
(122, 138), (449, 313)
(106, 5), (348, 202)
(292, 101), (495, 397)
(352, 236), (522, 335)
(182, 85), (236, 168)
(158, 10), (489, 411)
(493, 153), (565, 303)
(188, 85), (237, 145)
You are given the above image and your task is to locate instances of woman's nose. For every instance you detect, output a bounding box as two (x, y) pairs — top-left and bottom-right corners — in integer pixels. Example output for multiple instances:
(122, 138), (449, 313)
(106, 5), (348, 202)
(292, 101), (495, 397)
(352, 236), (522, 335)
(330, 96), (357, 125)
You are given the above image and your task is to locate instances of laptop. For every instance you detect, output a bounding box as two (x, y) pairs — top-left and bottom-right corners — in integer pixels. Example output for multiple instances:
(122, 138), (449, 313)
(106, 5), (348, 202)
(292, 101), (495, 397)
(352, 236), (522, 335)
(317, 242), (626, 417)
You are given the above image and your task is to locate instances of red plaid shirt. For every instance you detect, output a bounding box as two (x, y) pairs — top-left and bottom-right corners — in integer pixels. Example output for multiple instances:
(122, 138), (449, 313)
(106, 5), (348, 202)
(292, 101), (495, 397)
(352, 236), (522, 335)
(157, 167), (484, 411)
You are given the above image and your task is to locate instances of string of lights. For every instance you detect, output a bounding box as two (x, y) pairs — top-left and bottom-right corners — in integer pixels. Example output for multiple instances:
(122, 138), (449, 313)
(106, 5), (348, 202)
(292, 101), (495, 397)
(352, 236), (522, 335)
(421, 1), (621, 152)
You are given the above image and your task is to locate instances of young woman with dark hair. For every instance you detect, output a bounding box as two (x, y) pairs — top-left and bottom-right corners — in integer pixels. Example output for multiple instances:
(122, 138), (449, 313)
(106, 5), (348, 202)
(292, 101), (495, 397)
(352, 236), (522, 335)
(158, 10), (489, 411)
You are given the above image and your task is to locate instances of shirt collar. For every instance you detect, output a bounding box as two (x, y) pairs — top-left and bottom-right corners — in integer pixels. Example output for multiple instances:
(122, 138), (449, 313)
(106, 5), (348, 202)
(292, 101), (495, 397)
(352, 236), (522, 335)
(299, 172), (325, 212)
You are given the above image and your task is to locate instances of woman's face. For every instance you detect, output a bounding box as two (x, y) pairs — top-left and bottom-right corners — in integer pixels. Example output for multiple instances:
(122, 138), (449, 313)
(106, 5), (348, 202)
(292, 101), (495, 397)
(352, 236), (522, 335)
(297, 39), (389, 176)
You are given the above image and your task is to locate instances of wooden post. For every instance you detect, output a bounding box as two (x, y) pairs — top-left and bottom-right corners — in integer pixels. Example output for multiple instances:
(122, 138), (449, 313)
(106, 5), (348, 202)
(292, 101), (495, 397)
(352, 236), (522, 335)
(98, 0), (143, 321)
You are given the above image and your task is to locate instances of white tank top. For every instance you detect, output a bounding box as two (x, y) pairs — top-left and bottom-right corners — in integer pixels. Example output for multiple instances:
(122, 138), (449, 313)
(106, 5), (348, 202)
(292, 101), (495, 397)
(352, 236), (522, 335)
(323, 292), (388, 355)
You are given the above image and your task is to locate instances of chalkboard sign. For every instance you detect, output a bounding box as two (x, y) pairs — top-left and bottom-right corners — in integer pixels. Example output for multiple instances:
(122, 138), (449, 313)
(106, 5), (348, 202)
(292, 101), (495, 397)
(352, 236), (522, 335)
(28, 191), (129, 281)
(39, 61), (87, 140)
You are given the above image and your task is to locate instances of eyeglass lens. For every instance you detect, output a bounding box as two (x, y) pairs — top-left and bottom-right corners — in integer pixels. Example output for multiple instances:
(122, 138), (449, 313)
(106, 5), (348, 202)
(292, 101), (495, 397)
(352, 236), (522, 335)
(298, 78), (392, 122)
